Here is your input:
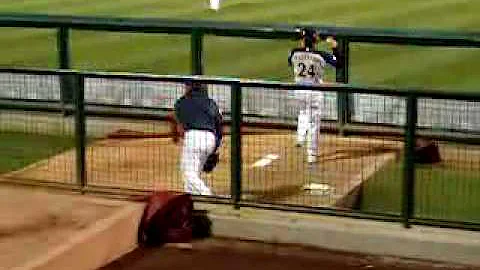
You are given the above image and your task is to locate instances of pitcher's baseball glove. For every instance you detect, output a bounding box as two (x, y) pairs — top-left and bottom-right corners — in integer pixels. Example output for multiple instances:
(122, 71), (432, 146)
(202, 152), (219, 173)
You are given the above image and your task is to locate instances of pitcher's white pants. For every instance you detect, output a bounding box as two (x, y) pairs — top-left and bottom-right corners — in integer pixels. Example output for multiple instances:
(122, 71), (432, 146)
(295, 90), (323, 161)
(181, 130), (216, 196)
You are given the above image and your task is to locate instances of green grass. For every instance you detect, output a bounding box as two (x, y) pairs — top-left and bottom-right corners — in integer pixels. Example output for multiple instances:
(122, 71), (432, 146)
(361, 161), (480, 223)
(0, 0), (479, 91)
(0, 132), (74, 174)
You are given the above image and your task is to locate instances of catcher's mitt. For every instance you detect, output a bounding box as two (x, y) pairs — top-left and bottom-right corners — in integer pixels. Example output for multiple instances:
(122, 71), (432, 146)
(202, 152), (219, 173)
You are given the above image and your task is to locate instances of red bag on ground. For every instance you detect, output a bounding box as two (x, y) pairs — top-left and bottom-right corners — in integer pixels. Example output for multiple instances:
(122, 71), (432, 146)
(137, 191), (193, 246)
(415, 139), (442, 164)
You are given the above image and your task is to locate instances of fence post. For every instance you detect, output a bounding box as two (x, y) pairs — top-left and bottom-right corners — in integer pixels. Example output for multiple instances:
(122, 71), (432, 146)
(230, 82), (242, 209)
(74, 73), (87, 192)
(335, 38), (351, 136)
(57, 27), (73, 114)
(403, 95), (417, 228)
(191, 29), (204, 75)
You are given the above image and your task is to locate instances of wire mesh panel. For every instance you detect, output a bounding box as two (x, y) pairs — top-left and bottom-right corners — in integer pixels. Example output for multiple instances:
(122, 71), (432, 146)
(85, 77), (184, 109)
(414, 141), (480, 224)
(417, 98), (480, 132)
(0, 73), (60, 100)
(352, 94), (406, 125)
(82, 77), (182, 192)
(352, 93), (480, 132)
(0, 73), (75, 185)
(242, 86), (338, 123)
(83, 120), (182, 192)
(356, 95), (480, 220)
(347, 95), (407, 216)
(240, 87), (403, 213)
(81, 76), (232, 197)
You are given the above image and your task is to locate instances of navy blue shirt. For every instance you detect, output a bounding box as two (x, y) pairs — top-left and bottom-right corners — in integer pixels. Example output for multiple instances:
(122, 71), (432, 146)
(174, 90), (223, 147)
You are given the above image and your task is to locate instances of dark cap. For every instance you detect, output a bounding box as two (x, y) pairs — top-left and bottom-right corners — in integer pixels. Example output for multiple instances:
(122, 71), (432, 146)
(299, 28), (318, 50)
(184, 79), (207, 96)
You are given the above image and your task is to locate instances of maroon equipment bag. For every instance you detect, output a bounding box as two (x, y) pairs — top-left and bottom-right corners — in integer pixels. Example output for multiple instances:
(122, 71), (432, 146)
(415, 139), (441, 164)
(137, 191), (193, 246)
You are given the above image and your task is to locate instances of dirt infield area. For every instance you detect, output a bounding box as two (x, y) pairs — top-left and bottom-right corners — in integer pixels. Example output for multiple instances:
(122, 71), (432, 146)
(101, 238), (478, 270)
(4, 130), (403, 208)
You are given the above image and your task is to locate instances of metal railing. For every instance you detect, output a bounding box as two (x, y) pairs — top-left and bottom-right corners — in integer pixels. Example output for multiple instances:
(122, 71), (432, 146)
(0, 68), (478, 231)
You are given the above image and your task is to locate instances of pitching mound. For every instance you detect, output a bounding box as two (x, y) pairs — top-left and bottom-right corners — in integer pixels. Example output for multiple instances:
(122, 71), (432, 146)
(3, 132), (403, 208)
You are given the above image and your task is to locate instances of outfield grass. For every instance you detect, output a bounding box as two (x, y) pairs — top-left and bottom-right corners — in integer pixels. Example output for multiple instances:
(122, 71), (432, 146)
(361, 161), (480, 223)
(0, 132), (74, 174)
(0, 0), (479, 91)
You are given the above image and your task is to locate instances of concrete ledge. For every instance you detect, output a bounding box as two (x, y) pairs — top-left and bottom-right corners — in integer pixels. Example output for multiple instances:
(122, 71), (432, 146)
(196, 203), (480, 267)
(10, 193), (145, 270)
(4, 183), (478, 269)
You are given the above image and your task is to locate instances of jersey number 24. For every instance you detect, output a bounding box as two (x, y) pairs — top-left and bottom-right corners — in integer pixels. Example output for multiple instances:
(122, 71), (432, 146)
(297, 63), (316, 77)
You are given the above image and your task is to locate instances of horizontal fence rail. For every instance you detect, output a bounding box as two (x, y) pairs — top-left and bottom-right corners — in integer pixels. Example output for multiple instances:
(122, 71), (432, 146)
(0, 68), (479, 142)
(0, 13), (479, 47)
(0, 67), (478, 100)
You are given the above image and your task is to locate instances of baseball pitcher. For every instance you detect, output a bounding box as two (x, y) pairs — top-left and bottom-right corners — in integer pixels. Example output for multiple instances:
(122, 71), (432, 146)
(173, 81), (223, 196)
(288, 28), (339, 163)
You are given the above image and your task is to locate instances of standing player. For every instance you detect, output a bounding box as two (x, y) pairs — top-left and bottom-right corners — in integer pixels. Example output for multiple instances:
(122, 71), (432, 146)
(288, 28), (339, 163)
(173, 81), (223, 196)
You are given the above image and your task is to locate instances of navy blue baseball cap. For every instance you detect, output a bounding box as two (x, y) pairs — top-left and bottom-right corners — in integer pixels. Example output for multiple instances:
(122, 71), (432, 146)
(299, 28), (318, 49)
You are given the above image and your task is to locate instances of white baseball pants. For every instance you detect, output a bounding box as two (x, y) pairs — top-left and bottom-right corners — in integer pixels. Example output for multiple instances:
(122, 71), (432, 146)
(295, 90), (323, 161)
(181, 130), (216, 196)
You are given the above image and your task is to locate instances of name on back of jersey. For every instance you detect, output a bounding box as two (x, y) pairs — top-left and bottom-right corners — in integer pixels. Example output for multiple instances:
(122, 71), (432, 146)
(291, 52), (324, 64)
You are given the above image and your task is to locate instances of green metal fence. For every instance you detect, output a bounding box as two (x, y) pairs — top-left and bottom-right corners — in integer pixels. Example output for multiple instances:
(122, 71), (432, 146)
(0, 68), (478, 232)
(0, 14), (479, 231)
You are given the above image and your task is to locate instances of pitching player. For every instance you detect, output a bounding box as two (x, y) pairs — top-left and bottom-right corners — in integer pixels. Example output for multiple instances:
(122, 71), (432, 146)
(174, 81), (223, 196)
(288, 28), (339, 163)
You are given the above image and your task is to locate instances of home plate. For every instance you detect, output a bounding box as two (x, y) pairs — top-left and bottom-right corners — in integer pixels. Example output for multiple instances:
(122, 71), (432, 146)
(303, 183), (334, 196)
